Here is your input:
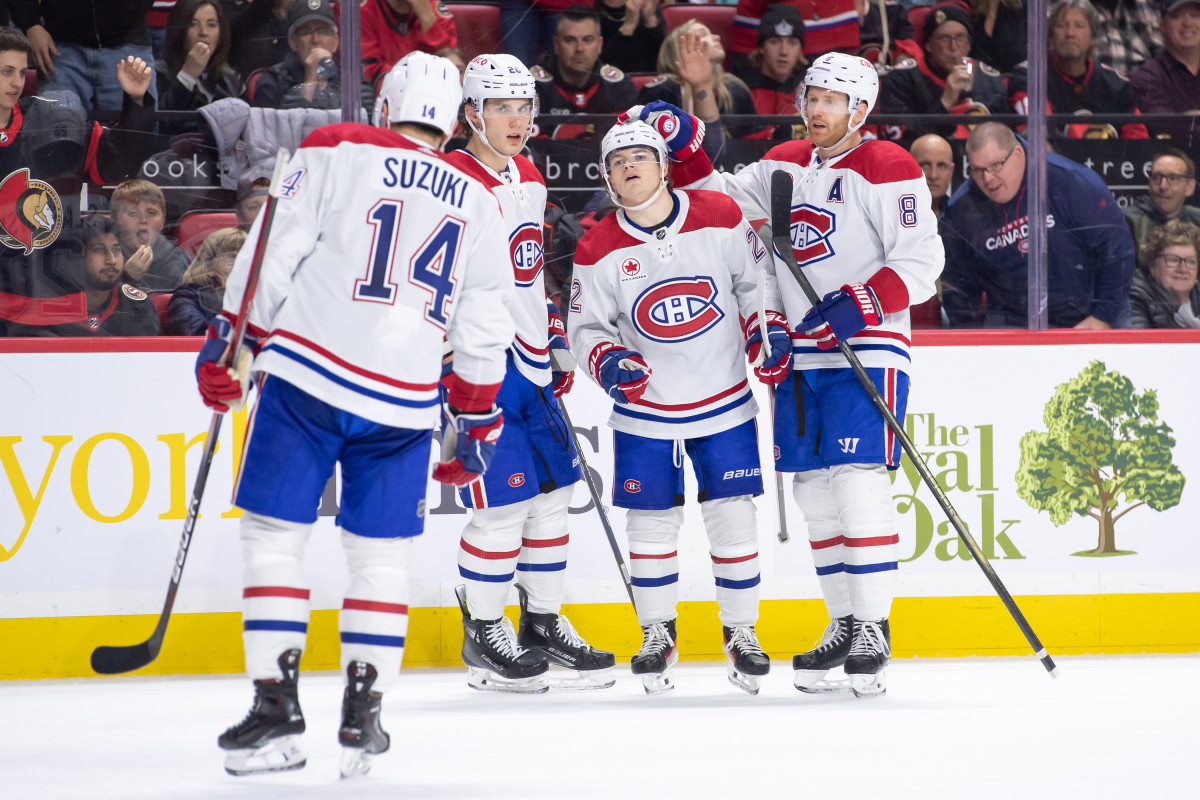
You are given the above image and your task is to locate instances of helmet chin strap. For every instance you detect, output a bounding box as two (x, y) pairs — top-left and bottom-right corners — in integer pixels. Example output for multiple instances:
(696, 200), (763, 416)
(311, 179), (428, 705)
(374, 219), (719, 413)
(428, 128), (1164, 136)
(802, 98), (867, 158)
(604, 161), (669, 212)
(466, 107), (529, 173)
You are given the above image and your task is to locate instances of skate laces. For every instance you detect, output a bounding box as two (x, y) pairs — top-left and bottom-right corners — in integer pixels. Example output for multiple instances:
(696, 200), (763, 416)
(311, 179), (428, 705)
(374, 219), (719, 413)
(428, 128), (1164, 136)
(637, 622), (674, 657)
(484, 617), (528, 659)
(727, 626), (765, 655)
(815, 618), (849, 653)
(849, 621), (891, 658)
(554, 615), (589, 649)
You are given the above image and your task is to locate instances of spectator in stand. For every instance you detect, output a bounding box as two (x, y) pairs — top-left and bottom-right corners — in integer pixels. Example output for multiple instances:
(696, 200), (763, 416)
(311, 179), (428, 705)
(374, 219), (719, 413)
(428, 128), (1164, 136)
(1130, 0), (1200, 145)
(877, 3), (1011, 140)
(637, 19), (756, 142)
(111, 179), (191, 293)
(737, 4), (807, 140)
(1124, 149), (1200, 265)
(595, 0), (663, 75)
(9, 0), (157, 110)
(857, 0), (919, 67)
(236, 176), (271, 231)
(158, 0), (245, 110)
(361, 0), (457, 91)
(941, 122), (1136, 329)
(1008, 0), (1148, 139)
(730, 0), (859, 75)
(222, 0), (294, 77)
(250, 0), (371, 110)
(1130, 219), (1200, 327)
(1092, 0), (1162, 78)
(532, 5), (636, 138)
(501, 0), (570, 68)
(968, 0), (1026, 73)
(167, 227), (246, 334)
(910, 133), (956, 218)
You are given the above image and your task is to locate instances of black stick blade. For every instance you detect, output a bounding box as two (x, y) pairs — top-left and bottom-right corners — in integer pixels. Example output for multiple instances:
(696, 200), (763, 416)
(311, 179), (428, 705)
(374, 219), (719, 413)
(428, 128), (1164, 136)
(771, 169), (794, 241)
(91, 641), (158, 675)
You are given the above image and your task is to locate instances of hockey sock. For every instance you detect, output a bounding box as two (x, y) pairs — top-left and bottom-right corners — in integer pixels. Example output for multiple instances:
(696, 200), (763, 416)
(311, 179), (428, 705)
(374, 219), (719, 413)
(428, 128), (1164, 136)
(830, 464), (899, 621)
(625, 506), (683, 626)
(339, 531), (411, 693)
(240, 511), (313, 680)
(700, 496), (761, 628)
(793, 469), (852, 619)
(516, 486), (573, 616)
(457, 499), (531, 620)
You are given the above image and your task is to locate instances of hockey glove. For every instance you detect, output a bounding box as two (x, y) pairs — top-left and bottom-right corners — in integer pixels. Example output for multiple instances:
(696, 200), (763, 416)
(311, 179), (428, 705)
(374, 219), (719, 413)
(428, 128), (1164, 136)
(745, 313), (793, 386)
(619, 101), (705, 162)
(799, 283), (883, 351)
(195, 316), (258, 413)
(595, 347), (651, 404)
(432, 405), (504, 487)
(547, 303), (575, 397)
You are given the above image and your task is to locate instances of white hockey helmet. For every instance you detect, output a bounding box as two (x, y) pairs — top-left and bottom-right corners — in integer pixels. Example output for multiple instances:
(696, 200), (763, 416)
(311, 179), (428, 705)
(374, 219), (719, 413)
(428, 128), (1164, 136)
(374, 51), (463, 141)
(798, 52), (879, 132)
(599, 120), (670, 211)
(461, 54), (539, 155)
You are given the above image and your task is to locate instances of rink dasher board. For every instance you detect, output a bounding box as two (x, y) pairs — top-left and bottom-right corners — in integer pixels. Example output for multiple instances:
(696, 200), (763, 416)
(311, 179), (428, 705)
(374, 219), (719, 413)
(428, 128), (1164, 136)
(1, 332), (1198, 678)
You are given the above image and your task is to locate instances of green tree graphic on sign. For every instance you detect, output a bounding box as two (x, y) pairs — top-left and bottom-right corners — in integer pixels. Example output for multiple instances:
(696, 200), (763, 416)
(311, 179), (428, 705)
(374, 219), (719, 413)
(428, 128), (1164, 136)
(1015, 360), (1185, 556)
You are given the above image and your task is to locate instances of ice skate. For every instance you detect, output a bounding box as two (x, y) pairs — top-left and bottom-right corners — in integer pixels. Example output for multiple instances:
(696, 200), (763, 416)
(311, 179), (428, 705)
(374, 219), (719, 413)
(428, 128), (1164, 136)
(722, 625), (771, 695)
(218, 649), (307, 776)
(845, 618), (891, 698)
(516, 584), (615, 690)
(338, 661), (389, 779)
(792, 616), (854, 694)
(630, 619), (678, 694)
(456, 585), (549, 694)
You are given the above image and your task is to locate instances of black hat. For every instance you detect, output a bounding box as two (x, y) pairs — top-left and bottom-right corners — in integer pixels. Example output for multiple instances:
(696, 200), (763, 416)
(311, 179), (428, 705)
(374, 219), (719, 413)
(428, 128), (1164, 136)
(923, 3), (973, 44)
(289, 0), (337, 34)
(1159, 0), (1200, 13)
(758, 4), (806, 47)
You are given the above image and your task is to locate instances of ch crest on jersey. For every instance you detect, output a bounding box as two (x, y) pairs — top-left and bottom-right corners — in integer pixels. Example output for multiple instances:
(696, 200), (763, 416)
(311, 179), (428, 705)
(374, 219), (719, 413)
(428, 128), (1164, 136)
(787, 204), (837, 266)
(632, 276), (724, 343)
(508, 222), (544, 286)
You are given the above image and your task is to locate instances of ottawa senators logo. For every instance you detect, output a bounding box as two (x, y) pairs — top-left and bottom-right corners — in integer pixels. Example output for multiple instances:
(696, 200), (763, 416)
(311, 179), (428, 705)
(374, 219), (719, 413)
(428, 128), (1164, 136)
(0, 169), (64, 254)
(632, 276), (724, 343)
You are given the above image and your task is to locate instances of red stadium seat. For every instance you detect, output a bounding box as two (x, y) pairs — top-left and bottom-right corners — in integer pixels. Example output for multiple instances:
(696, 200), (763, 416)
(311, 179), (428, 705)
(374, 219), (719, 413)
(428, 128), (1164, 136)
(176, 211), (240, 258)
(629, 72), (660, 92)
(22, 68), (36, 98)
(151, 292), (172, 331)
(446, 3), (502, 62)
(661, 6), (735, 69)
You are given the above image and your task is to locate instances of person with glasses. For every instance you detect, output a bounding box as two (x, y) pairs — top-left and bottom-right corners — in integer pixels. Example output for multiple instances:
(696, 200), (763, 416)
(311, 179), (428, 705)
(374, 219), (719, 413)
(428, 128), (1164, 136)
(941, 121), (1136, 329)
(1124, 149), (1200, 267)
(877, 2), (1012, 141)
(1131, 218), (1200, 327)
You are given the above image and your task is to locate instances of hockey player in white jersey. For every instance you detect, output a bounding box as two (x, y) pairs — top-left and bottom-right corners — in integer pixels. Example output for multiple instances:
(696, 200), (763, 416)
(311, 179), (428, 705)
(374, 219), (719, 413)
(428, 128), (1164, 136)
(441, 54), (615, 693)
(570, 120), (794, 695)
(627, 53), (944, 697)
(198, 53), (515, 778)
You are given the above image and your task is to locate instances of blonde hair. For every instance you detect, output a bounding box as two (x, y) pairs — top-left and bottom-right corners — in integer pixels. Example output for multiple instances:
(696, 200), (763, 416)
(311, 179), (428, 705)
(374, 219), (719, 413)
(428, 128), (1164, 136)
(181, 228), (246, 289)
(111, 179), (167, 213)
(656, 20), (748, 115)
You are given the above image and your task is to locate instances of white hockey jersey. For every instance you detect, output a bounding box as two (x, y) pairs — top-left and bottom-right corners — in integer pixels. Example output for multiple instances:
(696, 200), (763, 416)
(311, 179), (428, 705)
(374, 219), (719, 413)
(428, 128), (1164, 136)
(570, 189), (784, 440)
(673, 138), (944, 374)
(222, 123), (516, 430)
(443, 149), (552, 386)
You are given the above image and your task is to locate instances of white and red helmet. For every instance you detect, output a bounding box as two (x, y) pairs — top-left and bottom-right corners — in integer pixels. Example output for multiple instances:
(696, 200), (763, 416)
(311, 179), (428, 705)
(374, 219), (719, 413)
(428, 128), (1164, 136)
(599, 120), (670, 211)
(374, 51), (462, 141)
(462, 54), (538, 148)
(798, 52), (879, 133)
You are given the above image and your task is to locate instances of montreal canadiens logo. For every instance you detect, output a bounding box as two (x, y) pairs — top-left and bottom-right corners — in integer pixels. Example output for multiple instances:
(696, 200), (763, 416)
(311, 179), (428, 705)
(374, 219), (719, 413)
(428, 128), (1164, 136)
(632, 276), (724, 343)
(509, 222), (544, 286)
(787, 204), (836, 266)
(621, 257), (641, 276)
(659, 116), (676, 136)
(0, 169), (64, 255)
(509, 473), (526, 488)
(624, 479), (641, 493)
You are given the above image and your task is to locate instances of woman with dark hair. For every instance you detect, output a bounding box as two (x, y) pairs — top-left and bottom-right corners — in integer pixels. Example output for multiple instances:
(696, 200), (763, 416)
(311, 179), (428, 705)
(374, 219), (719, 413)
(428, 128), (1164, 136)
(157, 0), (244, 110)
(1131, 219), (1200, 329)
(166, 227), (247, 334)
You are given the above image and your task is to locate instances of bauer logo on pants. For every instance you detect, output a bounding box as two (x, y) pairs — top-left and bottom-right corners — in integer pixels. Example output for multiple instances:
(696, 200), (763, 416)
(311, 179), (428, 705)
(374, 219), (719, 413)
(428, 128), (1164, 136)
(631, 276), (724, 343)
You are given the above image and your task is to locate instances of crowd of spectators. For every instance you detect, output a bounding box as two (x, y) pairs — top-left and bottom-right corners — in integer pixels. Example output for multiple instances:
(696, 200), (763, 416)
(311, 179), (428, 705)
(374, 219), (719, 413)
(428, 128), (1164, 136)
(1, 0), (1198, 337)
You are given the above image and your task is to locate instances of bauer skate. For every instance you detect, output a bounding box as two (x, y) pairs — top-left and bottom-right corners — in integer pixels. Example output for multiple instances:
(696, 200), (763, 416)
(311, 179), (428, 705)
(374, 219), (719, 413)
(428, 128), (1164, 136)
(516, 584), (615, 691)
(845, 618), (891, 698)
(218, 649), (307, 776)
(456, 585), (549, 694)
(792, 616), (854, 694)
(722, 625), (770, 695)
(338, 661), (389, 779)
(630, 619), (678, 695)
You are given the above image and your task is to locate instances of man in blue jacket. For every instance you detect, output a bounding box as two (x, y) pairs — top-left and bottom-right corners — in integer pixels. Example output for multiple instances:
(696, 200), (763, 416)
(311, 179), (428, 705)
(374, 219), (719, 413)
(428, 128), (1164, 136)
(941, 122), (1135, 328)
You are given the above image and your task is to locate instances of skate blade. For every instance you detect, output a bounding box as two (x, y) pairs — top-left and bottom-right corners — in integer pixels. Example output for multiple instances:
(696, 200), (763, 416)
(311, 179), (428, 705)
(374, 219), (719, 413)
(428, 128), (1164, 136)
(547, 667), (616, 692)
(640, 670), (675, 695)
(466, 666), (549, 694)
(339, 747), (376, 779)
(849, 671), (887, 698)
(726, 665), (763, 696)
(793, 669), (853, 694)
(223, 735), (306, 776)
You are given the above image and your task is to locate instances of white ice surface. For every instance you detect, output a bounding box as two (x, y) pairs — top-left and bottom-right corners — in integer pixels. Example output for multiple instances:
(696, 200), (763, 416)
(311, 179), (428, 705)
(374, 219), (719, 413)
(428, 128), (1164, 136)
(2, 655), (1195, 800)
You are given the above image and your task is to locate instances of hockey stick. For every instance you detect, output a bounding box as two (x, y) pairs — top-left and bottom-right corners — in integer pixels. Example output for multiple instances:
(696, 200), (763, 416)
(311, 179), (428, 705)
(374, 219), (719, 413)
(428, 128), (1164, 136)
(550, 349), (638, 612)
(753, 263), (791, 544)
(769, 169), (1058, 678)
(91, 149), (293, 675)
